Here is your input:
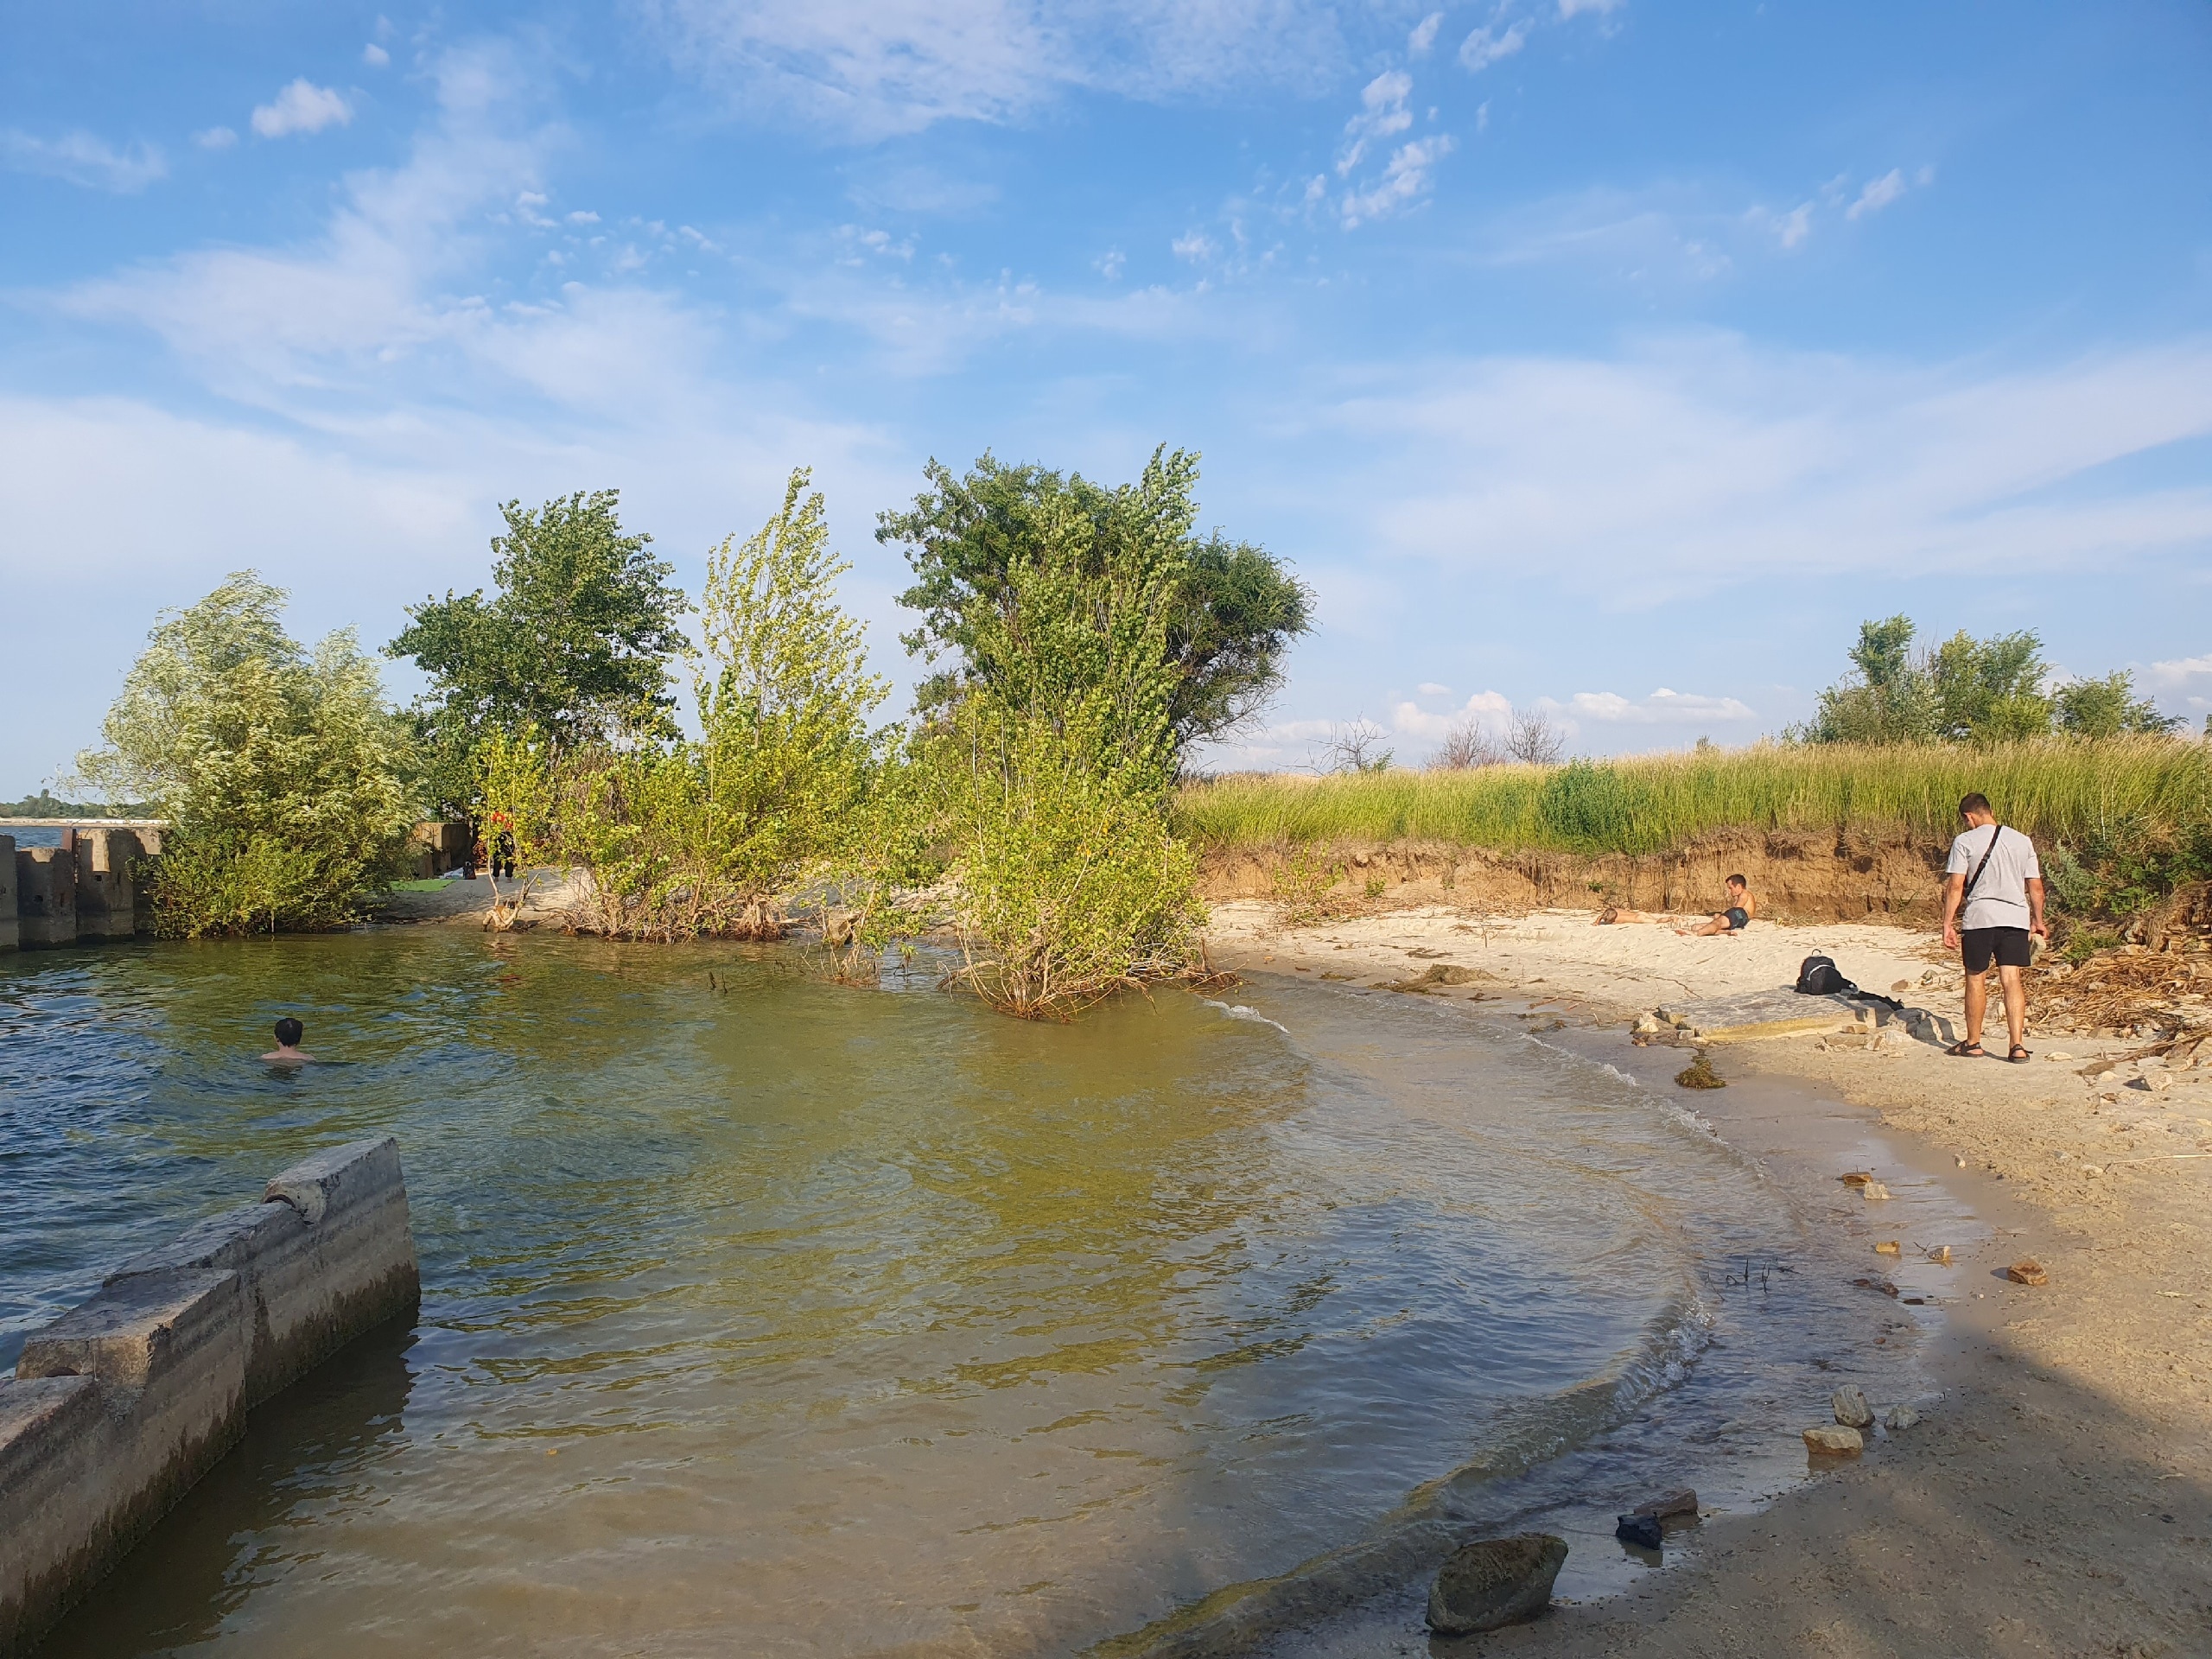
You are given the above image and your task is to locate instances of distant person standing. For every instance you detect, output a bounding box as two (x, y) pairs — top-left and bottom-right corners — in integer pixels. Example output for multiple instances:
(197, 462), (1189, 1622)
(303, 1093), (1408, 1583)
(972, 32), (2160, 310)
(1941, 793), (2046, 1062)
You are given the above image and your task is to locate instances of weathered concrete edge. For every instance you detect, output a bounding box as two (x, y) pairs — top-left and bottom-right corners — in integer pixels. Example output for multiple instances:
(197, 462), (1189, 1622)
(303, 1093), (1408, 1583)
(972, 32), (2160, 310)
(0, 1139), (419, 1653)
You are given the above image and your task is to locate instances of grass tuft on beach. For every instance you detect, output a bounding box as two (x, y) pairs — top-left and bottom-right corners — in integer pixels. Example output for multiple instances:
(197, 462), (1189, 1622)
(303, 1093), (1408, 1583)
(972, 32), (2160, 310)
(1177, 738), (2212, 857)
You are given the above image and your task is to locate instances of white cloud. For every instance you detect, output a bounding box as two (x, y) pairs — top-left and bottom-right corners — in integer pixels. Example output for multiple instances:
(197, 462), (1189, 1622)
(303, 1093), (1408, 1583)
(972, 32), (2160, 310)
(1557, 0), (1624, 16)
(1408, 12), (1444, 55)
(1771, 201), (1811, 250)
(1417, 681), (1452, 696)
(1460, 19), (1530, 70)
(195, 126), (238, 150)
(364, 42), (391, 67)
(251, 79), (354, 139)
(2148, 655), (2212, 688)
(0, 130), (167, 192)
(1846, 168), (1907, 220)
(1391, 689), (1510, 741)
(646, 0), (1345, 139)
(1172, 230), (1216, 262)
(1343, 135), (1455, 226)
(1338, 70), (1413, 175)
(1556, 688), (1758, 725)
(1097, 247), (1127, 279)
(1310, 334), (2212, 603)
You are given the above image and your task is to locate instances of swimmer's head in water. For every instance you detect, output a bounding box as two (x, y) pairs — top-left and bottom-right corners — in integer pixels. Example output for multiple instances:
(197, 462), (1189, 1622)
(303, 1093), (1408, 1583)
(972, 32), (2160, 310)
(274, 1016), (304, 1047)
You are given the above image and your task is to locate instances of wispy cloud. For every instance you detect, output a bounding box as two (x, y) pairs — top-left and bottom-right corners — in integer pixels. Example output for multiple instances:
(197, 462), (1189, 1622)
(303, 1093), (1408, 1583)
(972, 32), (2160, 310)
(364, 43), (391, 67)
(1338, 70), (1413, 176)
(645, 0), (1346, 139)
(1310, 334), (2212, 603)
(1554, 688), (1757, 725)
(1343, 135), (1455, 226)
(251, 79), (354, 139)
(0, 129), (167, 193)
(1408, 11), (1444, 56)
(1460, 18), (1530, 71)
(1846, 168), (1906, 220)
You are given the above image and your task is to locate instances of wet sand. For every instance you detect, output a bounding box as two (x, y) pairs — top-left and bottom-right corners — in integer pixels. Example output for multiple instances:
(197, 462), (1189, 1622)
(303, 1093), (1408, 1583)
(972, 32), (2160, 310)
(1205, 900), (2212, 1658)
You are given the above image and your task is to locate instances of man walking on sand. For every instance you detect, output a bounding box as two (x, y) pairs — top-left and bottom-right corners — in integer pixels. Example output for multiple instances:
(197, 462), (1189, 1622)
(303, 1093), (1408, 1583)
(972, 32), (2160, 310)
(1941, 792), (2047, 1063)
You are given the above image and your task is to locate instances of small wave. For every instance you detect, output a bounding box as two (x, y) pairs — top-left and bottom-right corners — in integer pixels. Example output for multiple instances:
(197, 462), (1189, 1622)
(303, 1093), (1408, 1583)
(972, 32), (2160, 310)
(1204, 999), (1289, 1035)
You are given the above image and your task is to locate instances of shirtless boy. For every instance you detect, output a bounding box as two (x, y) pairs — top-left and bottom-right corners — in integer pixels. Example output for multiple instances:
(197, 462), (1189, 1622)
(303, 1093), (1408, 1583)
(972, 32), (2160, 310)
(261, 1016), (316, 1065)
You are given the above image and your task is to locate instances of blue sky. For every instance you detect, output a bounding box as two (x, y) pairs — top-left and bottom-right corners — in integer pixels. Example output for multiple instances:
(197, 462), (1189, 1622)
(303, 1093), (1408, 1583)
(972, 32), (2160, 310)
(4, 0), (2210, 793)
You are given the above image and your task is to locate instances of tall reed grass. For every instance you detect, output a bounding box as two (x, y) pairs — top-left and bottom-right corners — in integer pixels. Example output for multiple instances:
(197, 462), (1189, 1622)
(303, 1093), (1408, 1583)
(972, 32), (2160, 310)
(1175, 739), (2212, 856)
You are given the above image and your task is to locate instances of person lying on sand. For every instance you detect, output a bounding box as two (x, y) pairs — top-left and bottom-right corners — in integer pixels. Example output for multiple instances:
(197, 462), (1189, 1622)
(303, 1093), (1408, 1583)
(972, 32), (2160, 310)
(260, 1016), (317, 1065)
(1594, 906), (1669, 925)
(1676, 875), (1755, 937)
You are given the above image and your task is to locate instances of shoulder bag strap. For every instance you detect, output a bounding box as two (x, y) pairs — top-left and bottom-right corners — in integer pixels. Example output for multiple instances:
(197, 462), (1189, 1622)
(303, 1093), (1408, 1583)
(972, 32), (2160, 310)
(1961, 823), (2003, 903)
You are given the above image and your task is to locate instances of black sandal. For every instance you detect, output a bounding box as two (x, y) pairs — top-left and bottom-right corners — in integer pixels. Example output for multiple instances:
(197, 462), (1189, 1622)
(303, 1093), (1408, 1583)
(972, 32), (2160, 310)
(1946, 1039), (1986, 1058)
(2008, 1045), (2031, 1064)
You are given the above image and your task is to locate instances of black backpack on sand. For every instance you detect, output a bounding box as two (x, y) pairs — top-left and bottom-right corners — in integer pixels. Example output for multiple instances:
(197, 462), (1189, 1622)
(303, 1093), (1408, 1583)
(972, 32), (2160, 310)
(1796, 954), (1904, 1011)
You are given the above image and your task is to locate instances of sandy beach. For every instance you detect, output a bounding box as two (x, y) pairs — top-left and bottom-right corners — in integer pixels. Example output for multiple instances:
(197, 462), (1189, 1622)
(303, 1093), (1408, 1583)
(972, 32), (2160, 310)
(1203, 899), (2212, 1657)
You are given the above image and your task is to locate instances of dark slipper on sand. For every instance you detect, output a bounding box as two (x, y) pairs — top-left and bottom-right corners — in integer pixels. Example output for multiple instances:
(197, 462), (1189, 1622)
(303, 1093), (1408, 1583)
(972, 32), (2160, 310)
(2008, 1046), (2031, 1064)
(1947, 1040), (1986, 1058)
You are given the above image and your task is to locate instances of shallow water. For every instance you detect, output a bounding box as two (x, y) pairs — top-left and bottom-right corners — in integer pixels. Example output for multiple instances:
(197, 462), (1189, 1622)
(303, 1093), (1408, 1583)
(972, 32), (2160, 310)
(3, 933), (1909, 1656)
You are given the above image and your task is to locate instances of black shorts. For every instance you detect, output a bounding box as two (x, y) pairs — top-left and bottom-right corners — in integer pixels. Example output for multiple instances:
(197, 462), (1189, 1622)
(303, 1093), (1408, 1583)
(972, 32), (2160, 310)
(1961, 926), (2032, 974)
(1724, 906), (1749, 931)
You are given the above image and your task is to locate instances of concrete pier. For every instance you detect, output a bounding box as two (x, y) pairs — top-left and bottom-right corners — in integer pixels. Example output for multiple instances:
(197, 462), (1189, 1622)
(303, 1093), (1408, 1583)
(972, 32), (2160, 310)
(71, 829), (139, 943)
(0, 1139), (420, 1653)
(13, 848), (76, 949)
(0, 838), (15, 953)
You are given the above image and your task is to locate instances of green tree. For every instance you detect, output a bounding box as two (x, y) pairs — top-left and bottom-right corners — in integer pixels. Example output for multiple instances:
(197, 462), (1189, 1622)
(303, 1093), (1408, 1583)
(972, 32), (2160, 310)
(1928, 628), (2051, 742)
(387, 490), (689, 814)
(1803, 615), (1938, 743)
(507, 470), (892, 940)
(879, 447), (1311, 761)
(2055, 671), (2178, 738)
(1802, 617), (2063, 745)
(904, 456), (1207, 1016)
(73, 573), (416, 935)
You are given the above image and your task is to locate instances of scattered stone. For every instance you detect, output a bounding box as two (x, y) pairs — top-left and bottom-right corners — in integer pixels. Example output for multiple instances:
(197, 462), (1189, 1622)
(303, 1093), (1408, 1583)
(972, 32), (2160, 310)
(1832, 1385), (1874, 1428)
(2046, 1052), (2075, 1062)
(1839, 1171), (1875, 1187)
(1882, 1405), (1921, 1432)
(2083, 1165), (2105, 1177)
(2131, 1074), (2174, 1093)
(1614, 1513), (1663, 1549)
(1427, 1535), (1571, 1636)
(1929, 1245), (1953, 1265)
(1644, 1488), (1699, 1518)
(1874, 1240), (1901, 1255)
(1632, 1013), (1666, 1036)
(1955, 1155), (1967, 1167)
(2007, 1259), (2050, 1287)
(1860, 1180), (1892, 1201)
(1803, 1425), (1864, 1455)
(1853, 1276), (1900, 1298)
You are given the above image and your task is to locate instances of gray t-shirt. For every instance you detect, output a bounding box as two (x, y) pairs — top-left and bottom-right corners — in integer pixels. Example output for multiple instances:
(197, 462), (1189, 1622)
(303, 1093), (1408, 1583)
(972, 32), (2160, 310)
(1946, 823), (2040, 931)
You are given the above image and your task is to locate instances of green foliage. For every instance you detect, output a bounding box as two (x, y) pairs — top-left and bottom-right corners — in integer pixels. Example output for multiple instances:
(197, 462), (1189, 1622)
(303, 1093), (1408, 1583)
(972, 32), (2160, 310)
(1803, 616), (2063, 744)
(73, 573), (416, 936)
(1268, 845), (1343, 925)
(899, 454), (1210, 1015)
(503, 471), (891, 941)
(0, 791), (150, 817)
(387, 490), (689, 814)
(929, 698), (1204, 1019)
(2055, 671), (2178, 738)
(879, 446), (1311, 760)
(1536, 760), (1661, 854)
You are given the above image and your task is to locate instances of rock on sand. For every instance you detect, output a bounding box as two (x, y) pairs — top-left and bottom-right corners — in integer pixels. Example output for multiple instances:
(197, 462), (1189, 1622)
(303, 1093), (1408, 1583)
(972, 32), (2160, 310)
(1427, 1535), (1571, 1636)
(1803, 1425), (1865, 1455)
(1832, 1385), (1874, 1428)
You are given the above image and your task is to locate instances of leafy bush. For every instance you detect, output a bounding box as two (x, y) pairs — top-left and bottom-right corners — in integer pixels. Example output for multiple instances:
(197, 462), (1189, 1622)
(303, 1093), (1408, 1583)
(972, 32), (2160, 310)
(497, 471), (892, 941)
(1536, 761), (1660, 854)
(73, 573), (416, 936)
